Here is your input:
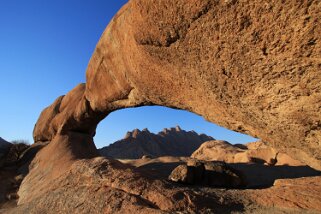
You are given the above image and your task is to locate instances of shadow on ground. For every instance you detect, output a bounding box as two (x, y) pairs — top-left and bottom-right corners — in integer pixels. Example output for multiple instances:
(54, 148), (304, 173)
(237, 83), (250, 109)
(134, 161), (321, 188)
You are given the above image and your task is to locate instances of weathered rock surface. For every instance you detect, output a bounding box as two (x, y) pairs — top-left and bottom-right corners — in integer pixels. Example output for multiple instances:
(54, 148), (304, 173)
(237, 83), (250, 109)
(248, 176), (321, 211)
(14, 156), (249, 214)
(121, 156), (321, 213)
(15, 0), (321, 213)
(192, 140), (306, 166)
(33, 0), (321, 169)
(168, 161), (245, 188)
(168, 164), (195, 184)
(11, 154), (321, 213)
(85, 0), (321, 169)
(0, 141), (46, 212)
(192, 140), (245, 163)
(99, 126), (213, 159)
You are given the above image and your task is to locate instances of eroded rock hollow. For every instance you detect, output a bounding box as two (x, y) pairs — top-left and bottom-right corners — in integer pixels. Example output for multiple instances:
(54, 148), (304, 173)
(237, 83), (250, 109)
(19, 0), (321, 211)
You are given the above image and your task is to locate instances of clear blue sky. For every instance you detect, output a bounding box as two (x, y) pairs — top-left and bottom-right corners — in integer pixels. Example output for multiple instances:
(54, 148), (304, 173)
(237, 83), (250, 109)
(0, 1), (257, 148)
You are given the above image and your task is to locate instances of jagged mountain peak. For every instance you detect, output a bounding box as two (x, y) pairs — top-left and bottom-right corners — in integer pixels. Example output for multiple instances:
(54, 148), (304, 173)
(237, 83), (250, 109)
(99, 127), (214, 159)
(123, 126), (191, 139)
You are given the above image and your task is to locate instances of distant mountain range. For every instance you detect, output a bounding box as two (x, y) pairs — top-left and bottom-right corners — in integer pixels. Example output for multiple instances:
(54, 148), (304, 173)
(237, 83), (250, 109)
(99, 126), (214, 159)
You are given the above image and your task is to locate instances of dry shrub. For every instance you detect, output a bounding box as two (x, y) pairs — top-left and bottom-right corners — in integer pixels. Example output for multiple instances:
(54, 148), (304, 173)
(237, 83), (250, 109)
(5, 140), (30, 165)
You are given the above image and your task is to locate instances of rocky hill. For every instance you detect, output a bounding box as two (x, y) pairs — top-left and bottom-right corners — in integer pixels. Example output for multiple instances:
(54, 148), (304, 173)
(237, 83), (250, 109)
(0, 137), (11, 157)
(0, 137), (11, 167)
(0, 137), (10, 149)
(191, 140), (304, 166)
(99, 126), (214, 159)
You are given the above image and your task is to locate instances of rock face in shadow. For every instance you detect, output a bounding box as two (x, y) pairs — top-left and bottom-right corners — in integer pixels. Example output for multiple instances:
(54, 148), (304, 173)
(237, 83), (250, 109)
(168, 161), (245, 188)
(0, 141), (47, 212)
(121, 155), (321, 189)
(0, 137), (11, 167)
(0, 137), (10, 148)
(16, 0), (321, 213)
(0, 137), (11, 156)
(99, 126), (213, 159)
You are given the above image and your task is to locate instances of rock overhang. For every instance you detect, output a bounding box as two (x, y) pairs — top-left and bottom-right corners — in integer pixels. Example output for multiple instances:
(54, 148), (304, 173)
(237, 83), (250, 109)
(33, 0), (321, 170)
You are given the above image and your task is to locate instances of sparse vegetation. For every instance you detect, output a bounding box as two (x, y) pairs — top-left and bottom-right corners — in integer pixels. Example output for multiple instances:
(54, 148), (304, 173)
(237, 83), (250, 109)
(5, 140), (30, 165)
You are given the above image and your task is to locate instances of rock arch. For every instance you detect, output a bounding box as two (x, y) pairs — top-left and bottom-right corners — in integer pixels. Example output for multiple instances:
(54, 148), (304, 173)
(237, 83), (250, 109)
(17, 0), (321, 209)
(33, 0), (321, 169)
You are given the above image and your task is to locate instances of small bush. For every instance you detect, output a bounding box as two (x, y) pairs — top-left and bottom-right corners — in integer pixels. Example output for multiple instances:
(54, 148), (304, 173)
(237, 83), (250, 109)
(5, 140), (30, 164)
(11, 140), (30, 146)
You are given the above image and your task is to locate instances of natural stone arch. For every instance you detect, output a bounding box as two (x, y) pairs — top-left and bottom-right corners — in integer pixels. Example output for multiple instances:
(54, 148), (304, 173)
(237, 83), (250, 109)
(33, 0), (321, 170)
(94, 105), (257, 149)
(17, 0), (321, 209)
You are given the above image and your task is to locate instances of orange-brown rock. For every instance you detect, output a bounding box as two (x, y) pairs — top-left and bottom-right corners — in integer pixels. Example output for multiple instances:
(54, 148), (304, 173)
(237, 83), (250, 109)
(16, 0), (321, 213)
(84, 0), (321, 168)
(249, 176), (321, 211)
(192, 140), (305, 166)
(32, 0), (321, 169)
(192, 140), (245, 163)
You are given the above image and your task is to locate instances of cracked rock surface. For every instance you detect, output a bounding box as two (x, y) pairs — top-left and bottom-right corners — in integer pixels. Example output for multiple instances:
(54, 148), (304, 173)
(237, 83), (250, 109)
(14, 0), (321, 213)
(34, 0), (321, 169)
